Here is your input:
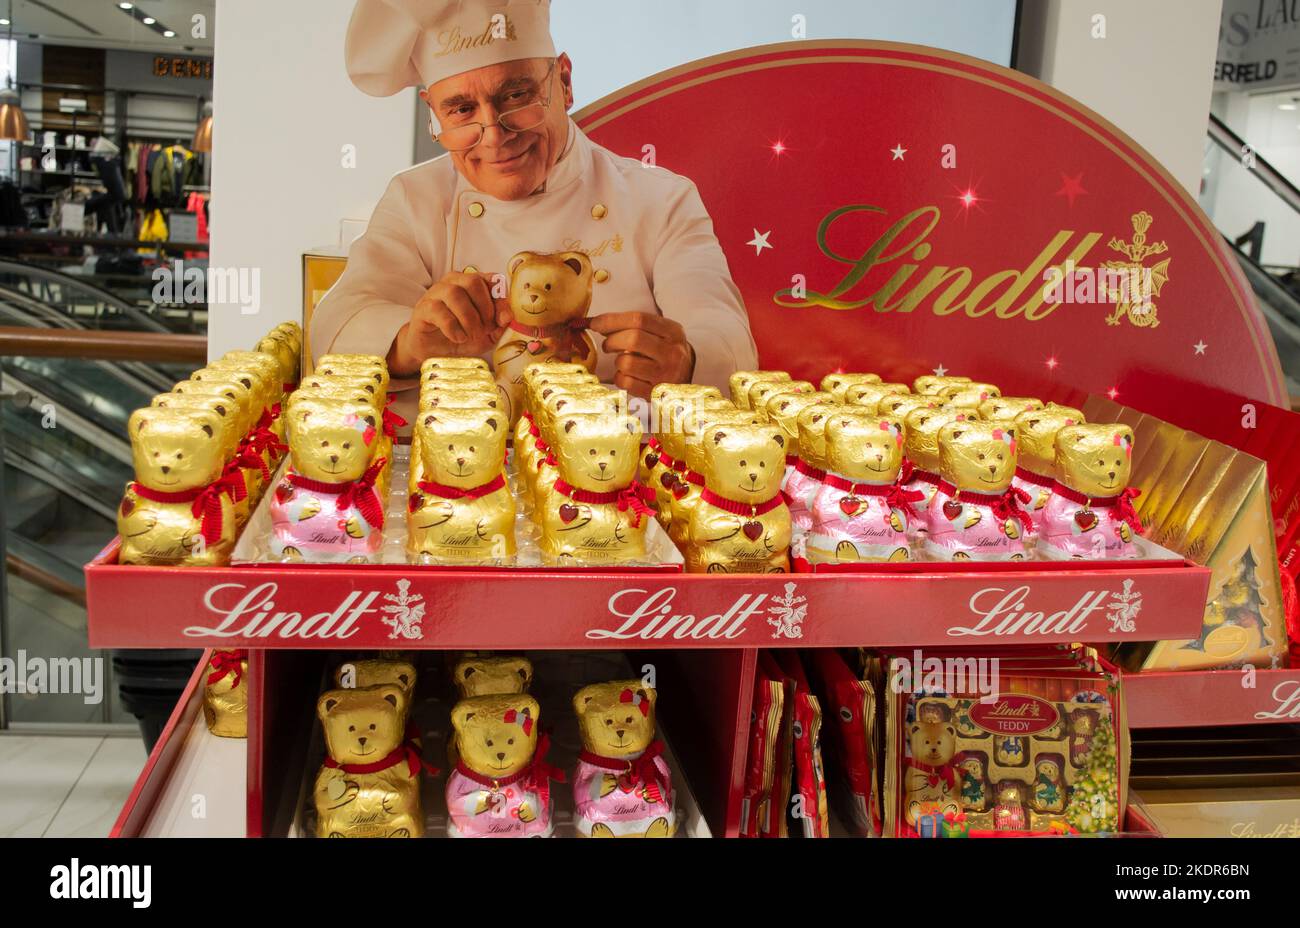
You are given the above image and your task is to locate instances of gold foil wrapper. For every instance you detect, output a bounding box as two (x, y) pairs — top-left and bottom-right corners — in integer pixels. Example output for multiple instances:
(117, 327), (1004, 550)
(672, 409), (762, 546)
(1013, 404), (1085, 474)
(903, 406), (967, 473)
(421, 356), (491, 375)
(766, 392), (833, 459)
(172, 376), (255, 434)
(938, 419), (1017, 493)
(729, 370), (790, 407)
(538, 412), (648, 563)
(748, 379), (813, 414)
(978, 396), (1043, 421)
(315, 360), (390, 395)
(408, 406), (516, 561)
(822, 372), (881, 400)
(844, 382), (910, 412)
(256, 335), (300, 388)
(942, 383), (1002, 409)
(684, 423), (790, 573)
(203, 652), (247, 738)
(149, 392), (250, 522)
(315, 685), (424, 837)
(453, 655), (533, 697)
(334, 658), (418, 693)
(119, 406), (236, 566)
(795, 403), (840, 471)
(878, 394), (939, 421)
(913, 374), (970, 394)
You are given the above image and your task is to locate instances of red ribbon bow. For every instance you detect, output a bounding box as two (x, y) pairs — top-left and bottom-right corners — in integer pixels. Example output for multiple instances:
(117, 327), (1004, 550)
(220, 460), (250, 503)
(620, 687), (651, 717)
(944, 483), (1032, 529)
(823, 472), (925, 526)
(130, 471), (244, 547)
(207, 649), (246, 688)
(457, 733), (566, 791)
(412, 473), (506, 507)
(288, 457), (388, 531)
(503, 707), (534, 736)
(381, 405), (407, 439)
(1052, 482), (1142, 534)
(324, 740), (436, 778)
(910, 759), (958, 790)
(580, 741), (668, 805)
(244, 424), (287, 464)
(553, 479), (657, 528)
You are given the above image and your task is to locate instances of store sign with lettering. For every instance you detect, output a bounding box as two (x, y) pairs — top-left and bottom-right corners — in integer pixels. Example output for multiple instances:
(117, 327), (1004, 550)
(154, 56), (213, 80)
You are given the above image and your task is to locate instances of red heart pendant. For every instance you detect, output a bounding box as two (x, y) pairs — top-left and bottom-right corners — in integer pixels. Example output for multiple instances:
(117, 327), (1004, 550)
(526, 340), (544, 354)
(1074, 510), (1098, 531)
(275, 483), (295, 504)
(120, 497), (134, 516)
(672, 482), (689, 500)
(644, 452), (659, 470)
(839, 497), (862, 517)
(559, 504), (579, 524)
(660, 472), (679, 490)
(742, 521), (763, 541)
(943, 500), (963, 521)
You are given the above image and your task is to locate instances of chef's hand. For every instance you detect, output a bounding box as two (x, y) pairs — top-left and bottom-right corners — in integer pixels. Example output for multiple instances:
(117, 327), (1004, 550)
(587, 312), (695, 397)
(386, 271), (513, 377)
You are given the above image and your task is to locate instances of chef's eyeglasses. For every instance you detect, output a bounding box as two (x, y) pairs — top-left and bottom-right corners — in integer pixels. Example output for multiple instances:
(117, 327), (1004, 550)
(431, 60), (557, 152)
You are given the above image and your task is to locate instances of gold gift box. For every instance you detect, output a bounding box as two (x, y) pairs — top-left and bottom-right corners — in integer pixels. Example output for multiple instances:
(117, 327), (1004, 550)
(1084, 397), (1286, 671)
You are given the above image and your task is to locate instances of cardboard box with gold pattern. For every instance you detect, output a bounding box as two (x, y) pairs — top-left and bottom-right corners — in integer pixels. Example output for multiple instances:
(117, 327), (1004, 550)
(1083, 397), (1287, 671)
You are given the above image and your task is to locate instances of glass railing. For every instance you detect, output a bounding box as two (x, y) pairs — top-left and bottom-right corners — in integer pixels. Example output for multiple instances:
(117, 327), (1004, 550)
(1199, 115), (1300, 398)
(0, 319), (206, 732)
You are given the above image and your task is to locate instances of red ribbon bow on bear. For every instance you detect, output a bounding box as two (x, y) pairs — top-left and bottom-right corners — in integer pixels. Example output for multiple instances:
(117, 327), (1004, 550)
(1052, 482), (1143, 535)
(288, 457), (388, 531)
(620, 687), (651, 717)
(206, 649), (246, 688)
(579, 740), (668, 806)
(382, 395), (407, 438)
(910, 759), (958, 790)
(553, 479), (657, 529)
(130, 470), (245, 548)
(325, 740), (436, 778)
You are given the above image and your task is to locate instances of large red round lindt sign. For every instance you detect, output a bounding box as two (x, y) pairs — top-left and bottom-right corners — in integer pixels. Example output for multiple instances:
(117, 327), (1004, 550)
(576, 41), (1286, 419)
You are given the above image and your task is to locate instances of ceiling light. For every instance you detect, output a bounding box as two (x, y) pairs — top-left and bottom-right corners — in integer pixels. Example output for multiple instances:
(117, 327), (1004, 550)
(142, 16), (155, 24)
(118, 2), (133, 8)
(0, 18), (9, 25)
(163, 30), (175, 37)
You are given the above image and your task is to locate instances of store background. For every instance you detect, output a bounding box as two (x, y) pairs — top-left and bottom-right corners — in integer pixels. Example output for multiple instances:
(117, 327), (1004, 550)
(1, 0), (1297, 838)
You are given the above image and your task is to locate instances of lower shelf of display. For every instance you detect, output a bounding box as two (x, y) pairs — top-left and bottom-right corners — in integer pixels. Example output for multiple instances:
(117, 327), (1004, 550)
(1124, 666), (1300, 728)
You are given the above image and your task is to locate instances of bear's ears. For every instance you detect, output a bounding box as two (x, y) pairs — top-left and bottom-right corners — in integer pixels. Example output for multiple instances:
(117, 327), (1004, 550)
(315, 683), (405, 721)
(772, 432), (784, 447)
(557, 251), (592, 277)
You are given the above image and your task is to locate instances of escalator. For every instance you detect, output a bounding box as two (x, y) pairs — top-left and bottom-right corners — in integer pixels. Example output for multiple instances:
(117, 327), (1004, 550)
(1201, 115), (1300, 399)
(0, 273), (205, 735)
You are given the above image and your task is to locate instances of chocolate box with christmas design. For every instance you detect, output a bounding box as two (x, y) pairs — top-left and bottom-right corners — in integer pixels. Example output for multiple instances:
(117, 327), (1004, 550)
(882, 646), (1129, 837)
(1083, 397), (1287, 672)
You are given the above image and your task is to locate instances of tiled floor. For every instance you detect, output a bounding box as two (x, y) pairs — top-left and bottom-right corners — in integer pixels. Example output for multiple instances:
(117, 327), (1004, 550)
(0, 735), (145, 837)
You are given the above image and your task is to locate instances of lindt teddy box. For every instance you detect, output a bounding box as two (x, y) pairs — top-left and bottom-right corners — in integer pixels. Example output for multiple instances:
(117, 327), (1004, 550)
(882, 646), (1130, 838)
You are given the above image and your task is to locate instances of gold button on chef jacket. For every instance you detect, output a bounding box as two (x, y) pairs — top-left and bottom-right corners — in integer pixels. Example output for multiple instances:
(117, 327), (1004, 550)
(311, 118), (759, 425)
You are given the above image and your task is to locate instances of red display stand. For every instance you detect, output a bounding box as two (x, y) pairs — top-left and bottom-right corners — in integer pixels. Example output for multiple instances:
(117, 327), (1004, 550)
(95, 40), (1293, 837)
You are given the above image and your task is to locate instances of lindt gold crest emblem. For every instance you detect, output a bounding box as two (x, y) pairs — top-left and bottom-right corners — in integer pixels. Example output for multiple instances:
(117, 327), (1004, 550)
(1102, 210), (1170, 328)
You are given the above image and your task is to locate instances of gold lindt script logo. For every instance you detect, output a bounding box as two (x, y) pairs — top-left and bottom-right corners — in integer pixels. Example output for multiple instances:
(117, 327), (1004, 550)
(434, 17), (518, 58)
(563, 234), (624, 257)
(987, 700), (1042, 718)
(773, 204), (1103, 320)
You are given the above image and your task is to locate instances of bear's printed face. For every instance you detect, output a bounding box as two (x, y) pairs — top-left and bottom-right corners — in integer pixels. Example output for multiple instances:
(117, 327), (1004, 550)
(416, 408), (504, 487)
(507, 250), (594, 326)
(289, 401), (378, 483)
(554, 413), (641, 492)
(1012, 404), (1085, 471)
(452, 694), (541, 777)
(128, 407), (227, 492)
(938, 421), (1018, 492)
(702, 424), (786, 499)
(317, 684), (408, 765)
(902, 408), (966, 471)
(826, 415), (905, 482)
(1055, 423), (1134, 496)
(909, 720), (957, 766)
(335, 659), (417, 694)
(454, 655), (533, 698)
(574, 681), (657, 758)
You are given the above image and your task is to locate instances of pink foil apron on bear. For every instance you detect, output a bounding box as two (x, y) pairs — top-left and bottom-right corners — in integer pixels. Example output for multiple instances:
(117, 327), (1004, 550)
(573, 741), (677, 837)
(269, 459), (386, 561)
(445, 737), (564, 838)
(923, 481), (1031, 561)
(782, 458), (827, 537)
(808, 472), (923, 561)
(1037, 482), (1141, 559)
(1011, 466), (1056, 539)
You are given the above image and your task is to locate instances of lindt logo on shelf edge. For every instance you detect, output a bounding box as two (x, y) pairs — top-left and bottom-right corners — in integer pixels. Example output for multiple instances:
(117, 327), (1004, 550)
(184, 583), (379, 640)
(586, 587), (777, 641)
(969, 694), (1059, 736)
(945, 581), (1142, 638)
(1254, 680), (1300, 721)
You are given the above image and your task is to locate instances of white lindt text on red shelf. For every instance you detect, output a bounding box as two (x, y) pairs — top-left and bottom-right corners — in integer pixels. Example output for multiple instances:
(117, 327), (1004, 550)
(1254, 680), (1300, 720)
(587, 587), (767, 640)
(183, 582), (378, 639)
(946, 585), (1112, 637)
